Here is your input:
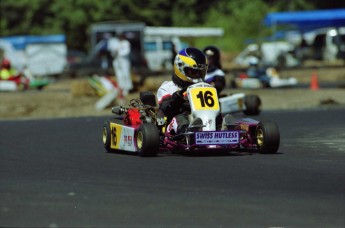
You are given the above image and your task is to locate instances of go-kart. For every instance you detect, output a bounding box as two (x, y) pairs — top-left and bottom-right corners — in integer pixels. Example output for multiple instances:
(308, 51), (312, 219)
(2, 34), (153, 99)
(219, 93), (261, 116)
(102, 82), (280, 157)
(0, 70), (50, 91)
(231, 67), (298, 89)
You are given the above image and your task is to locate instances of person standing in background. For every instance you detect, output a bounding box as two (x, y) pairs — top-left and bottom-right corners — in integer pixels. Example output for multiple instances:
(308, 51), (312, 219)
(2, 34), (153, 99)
(95, 33), (112, 73)
(108, 33), (133, 104)
(0, 58), (18, 80)
(203, 45), (226, 94)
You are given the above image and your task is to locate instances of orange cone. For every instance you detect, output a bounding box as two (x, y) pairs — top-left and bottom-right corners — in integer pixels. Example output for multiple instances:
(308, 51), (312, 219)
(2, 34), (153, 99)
(310, 71), (320, 90)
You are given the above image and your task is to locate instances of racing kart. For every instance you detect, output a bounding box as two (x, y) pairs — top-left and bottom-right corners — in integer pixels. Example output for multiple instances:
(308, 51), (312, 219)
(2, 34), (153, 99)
(231, 67), (298, 89)
(0, 69), (50, 92)
(102, 82), (280, 157)
(219, 93), (261, 116)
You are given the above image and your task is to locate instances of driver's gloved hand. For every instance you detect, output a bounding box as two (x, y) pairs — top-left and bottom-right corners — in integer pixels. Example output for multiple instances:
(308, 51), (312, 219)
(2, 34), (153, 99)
(172, 87), (188, 103)
(172, 90), (184, 103)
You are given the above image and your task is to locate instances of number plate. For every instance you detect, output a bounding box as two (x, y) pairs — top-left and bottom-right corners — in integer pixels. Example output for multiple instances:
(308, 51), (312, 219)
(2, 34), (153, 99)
(190, 87), (219, 110)
(195, 131), (239, 145)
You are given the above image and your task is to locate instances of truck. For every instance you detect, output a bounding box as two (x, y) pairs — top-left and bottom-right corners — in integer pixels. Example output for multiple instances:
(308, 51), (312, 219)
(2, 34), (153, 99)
(88, 21), (224, 74)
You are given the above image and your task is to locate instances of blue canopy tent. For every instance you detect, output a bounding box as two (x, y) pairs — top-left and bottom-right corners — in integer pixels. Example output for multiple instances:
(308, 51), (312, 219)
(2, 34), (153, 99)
(264, 8), (345, 32)
(0, 34), (66, 50)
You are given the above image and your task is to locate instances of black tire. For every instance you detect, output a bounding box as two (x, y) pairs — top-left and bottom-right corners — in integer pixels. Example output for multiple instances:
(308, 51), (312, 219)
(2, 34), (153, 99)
(244, 94), (262, 116)
(136, 123), (159, 157)
(277, 54), (286, 69)
(102, 120), (112, 153)
(256, 121), (280, 154)
(37, 85), (45, 90)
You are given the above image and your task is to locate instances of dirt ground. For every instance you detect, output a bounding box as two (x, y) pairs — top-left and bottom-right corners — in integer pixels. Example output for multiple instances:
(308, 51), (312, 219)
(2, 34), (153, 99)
(1, 66), (345, 120)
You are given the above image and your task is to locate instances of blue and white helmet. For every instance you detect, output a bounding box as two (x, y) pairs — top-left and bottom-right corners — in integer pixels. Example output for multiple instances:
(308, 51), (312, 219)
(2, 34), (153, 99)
(172, 47), (208, 88)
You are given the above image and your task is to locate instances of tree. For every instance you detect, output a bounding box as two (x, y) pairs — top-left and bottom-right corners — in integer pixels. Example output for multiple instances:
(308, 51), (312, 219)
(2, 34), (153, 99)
(196, 0), (270, 51)
(1, 0), (340, 53)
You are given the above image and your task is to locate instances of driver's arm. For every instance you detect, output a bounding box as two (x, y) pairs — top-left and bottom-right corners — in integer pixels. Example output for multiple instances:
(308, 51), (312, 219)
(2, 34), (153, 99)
(159, 93), (184, 118)
(157, 88), (185, 119)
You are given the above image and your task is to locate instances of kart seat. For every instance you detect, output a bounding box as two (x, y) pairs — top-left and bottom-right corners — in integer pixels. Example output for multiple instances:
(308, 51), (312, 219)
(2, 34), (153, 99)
(140, 91), (157, 107)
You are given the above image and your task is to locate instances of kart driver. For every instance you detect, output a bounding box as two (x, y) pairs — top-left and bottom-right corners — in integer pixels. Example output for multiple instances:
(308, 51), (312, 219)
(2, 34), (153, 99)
(0, 58), (18, 80)
(157, 47), (208, 135)
(203, 45), (226, 94)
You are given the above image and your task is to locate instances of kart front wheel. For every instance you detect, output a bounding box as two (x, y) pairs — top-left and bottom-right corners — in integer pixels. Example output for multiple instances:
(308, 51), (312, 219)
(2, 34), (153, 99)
(136, 123), (159, 157)
(244, 94), (261, 115)
(256, 121), (280, 154)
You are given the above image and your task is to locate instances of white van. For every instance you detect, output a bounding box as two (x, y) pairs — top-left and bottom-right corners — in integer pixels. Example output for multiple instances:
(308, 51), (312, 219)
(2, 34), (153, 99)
(144, 36), (185, 72)
(90, 22), (223, 73)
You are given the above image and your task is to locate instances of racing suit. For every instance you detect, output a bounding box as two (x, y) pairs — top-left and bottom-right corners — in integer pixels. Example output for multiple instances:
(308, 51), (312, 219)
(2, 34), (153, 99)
(109, 37), (133, 97)
(157, 81), (189, 134)
(204, 66), (225, 94)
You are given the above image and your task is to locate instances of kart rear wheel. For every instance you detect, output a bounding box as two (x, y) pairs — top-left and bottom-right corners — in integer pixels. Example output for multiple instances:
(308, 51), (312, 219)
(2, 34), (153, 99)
(256, 121), (280, 154)
(103, 119), (123, 153)
(103, 120), (112, 153)
(136, 123), (159, 157)
(244, 94), (261, 115)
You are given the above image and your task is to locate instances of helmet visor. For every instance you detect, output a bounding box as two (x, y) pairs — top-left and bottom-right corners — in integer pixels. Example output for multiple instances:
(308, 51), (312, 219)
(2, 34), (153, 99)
(183, 67), (206, 79)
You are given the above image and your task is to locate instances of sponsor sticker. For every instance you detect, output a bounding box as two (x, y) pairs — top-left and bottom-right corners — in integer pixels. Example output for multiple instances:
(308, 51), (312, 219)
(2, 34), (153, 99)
(195, 131), (239, 145)
(109, 124), (135, 151)
(110, 123), (122, 149)
(128, 136), (132, 146)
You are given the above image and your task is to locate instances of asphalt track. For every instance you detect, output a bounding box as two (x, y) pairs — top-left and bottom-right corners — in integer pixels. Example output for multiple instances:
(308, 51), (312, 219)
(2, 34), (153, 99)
(1, 108), (344, 227)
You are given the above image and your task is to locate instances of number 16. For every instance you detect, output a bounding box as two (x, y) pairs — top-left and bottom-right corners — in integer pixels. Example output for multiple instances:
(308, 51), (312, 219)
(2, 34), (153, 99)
(196, 91), (215, 107)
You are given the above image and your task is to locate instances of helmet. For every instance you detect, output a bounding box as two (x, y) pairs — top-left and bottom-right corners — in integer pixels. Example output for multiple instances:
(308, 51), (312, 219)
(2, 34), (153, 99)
(1, 59), (11, 69)
(173, 47), (208, 88)
(248, 56), (259, 66)
(203, 45), (221, 69)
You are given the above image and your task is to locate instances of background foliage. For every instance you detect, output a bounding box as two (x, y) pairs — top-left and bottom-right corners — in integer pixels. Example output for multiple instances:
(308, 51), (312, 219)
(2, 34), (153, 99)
(1, 0), (344, 53)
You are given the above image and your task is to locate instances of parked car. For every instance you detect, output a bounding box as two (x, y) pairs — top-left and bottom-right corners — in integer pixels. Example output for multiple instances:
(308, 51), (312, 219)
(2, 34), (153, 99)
(64, 51), (109, 77)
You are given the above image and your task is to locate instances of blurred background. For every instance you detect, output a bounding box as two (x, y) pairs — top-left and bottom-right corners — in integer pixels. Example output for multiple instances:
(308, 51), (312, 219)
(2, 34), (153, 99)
(3, 0), (323, 53)
(1, 0), (345, 72)
(1, 0), (345, 118)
